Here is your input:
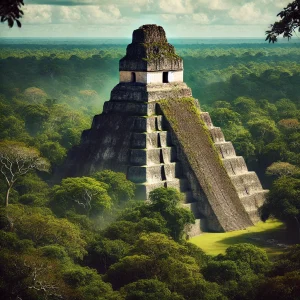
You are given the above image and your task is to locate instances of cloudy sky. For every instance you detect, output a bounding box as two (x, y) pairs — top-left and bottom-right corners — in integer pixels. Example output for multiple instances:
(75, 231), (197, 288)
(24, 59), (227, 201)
(0, 0), (291, 38)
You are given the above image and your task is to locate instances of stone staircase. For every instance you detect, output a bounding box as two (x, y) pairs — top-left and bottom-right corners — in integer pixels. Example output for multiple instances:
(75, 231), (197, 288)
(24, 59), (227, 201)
(102, 84), (266, 233)
(121, 109), (203, 237)
(200, 112), (267, 223)
(105, 96), (200, 235)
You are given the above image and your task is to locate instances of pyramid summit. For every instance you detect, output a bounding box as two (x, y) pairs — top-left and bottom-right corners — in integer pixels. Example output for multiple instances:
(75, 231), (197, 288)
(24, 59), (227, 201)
(119, 24), (183, 73)
(60, 24), (267, 235)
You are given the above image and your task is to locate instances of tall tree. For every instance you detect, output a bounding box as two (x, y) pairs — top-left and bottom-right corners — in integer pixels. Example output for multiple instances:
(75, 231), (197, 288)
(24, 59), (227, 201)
(266, 0), (300, 42)
(0, 141), (50, 206)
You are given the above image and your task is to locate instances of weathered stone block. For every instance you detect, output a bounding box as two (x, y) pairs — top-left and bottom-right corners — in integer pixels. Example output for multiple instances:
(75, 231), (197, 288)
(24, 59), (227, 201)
(133, 115), (164, 132)
(103, 101), (157, 116)
(127, 163), (180, 184)
(110, 83), (192, 103)
(130, 147), (176, 166)
(214, 141), (236, 158)
(230, 172), (263, 197)
(240, 190), (268, 212)
(131, 131), (171, 149)
(135, 181), (167, 200)
(201, 112), (213, 128)
(166, 178), (189, 192)
(209, 127), (225, 143)
(222, 156), (248, 176)
(127, 165), (162, 183)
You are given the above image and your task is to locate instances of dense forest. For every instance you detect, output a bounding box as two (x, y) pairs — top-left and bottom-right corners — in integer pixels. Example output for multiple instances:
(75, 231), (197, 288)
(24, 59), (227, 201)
(1, 42), (300, 299)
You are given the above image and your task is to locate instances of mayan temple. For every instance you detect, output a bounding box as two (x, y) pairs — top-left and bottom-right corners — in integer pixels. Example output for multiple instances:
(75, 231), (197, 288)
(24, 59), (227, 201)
(62, 24), (267, 236)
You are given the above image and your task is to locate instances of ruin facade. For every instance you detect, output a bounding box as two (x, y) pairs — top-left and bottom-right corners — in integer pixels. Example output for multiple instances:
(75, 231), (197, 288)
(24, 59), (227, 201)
(62, 24), (267, 236)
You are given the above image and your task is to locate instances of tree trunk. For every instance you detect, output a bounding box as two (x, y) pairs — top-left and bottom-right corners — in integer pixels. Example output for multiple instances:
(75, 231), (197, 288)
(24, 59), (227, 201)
(6, 185), (12, 207)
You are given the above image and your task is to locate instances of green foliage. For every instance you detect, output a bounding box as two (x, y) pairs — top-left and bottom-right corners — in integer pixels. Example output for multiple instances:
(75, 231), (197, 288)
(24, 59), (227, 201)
(224, 243), (270, 274)
(275, 98), (298, 119)
(106, 254), (153, 289)
(266, 162), (300, 177)
(210, 108), (241, 127)
(86, 238), (131, 273)
(50, 177), (111, 217)
(272, 245), (300, 275)
(131, 232), (188, 260)
(0, 230), (33, 252)
(257, 271), (300, 299)
(92, 170), (135, 204)
(261, 176), (300, 240)
(203, 260), (240, 284)
(39, 141), (67, 166)
(149, 188), (195, 241)
(120, 279), (181, 300)
(233, 96), (256, 116)
(39, 244), (69, 261)
(4, 205), (87, 259)
(266, 0), (300, 42)
(0, 140), (50, 206)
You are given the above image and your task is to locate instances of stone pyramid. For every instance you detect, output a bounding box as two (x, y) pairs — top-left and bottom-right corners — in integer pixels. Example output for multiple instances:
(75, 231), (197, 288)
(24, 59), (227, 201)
(62, 24), (267, 236)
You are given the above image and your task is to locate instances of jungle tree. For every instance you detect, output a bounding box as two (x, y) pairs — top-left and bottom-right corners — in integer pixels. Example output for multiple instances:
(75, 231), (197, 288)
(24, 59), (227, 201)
(0, 141), (50, 206)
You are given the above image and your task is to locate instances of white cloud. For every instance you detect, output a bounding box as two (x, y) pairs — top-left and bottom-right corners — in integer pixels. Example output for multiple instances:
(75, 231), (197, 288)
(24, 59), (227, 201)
(191, 13), (210, 24)
(23, 5), (52, 24)
(161, 13), (210, 25)
(195, 0), (231, 11)
(24, 4), (128, 25)
(57, 6), (81, 23)
(2, 0), (293, 37)
(228, 2), (269, 24)
(159, 0), (193, 14)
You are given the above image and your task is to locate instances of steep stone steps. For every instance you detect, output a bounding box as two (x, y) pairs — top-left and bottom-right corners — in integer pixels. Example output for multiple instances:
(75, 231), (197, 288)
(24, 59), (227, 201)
(214, 141), (236, 158)
(222, 156), (248, 176)
(240, 190), (268, 211)
(130, 147), (177, 165)
(133, 115), (164, 132)
(230, 172), (263, 197)
(200, 112), (213, 129)
(209, 127), (225, 143)
(131, 131), (171, 148)
(127, 162), (182, 183)
(135, 178), (190, 200)
(110, 82), (192, 103)
(103, 100), (158, 116)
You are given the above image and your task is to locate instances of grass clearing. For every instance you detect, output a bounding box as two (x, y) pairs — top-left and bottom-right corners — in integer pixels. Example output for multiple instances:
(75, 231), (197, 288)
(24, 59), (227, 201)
(190, 219), (288, 259)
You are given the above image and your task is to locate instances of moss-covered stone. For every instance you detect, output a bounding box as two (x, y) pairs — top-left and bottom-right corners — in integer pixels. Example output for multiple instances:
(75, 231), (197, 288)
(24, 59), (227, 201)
(159, 97), (254, 232)
(119, 25), (183, 71)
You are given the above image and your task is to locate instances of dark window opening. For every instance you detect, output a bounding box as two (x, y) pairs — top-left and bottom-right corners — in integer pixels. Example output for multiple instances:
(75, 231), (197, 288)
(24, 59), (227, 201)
(163, 72), (169, 83)
(131, 72), (136, 82)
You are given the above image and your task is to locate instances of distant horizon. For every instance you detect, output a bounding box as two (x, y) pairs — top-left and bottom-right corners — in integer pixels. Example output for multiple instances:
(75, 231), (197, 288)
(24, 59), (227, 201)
(0, 36), (267, 39)
(1, 36), (299, 46)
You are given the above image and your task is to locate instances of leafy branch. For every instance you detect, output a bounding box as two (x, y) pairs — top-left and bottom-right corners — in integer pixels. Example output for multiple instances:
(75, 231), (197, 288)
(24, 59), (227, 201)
(0, 0), (24, 28)
(266, 0), (300, 43)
